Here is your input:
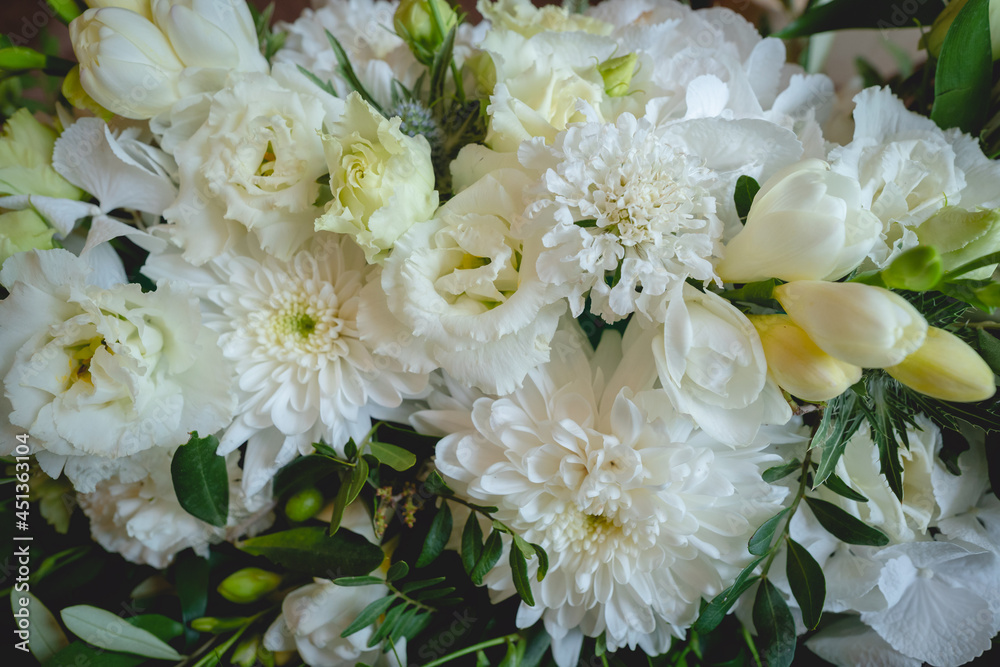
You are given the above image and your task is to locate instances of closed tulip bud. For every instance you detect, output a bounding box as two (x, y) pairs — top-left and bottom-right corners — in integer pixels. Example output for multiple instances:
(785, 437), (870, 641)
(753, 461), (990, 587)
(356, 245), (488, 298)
(886, 327), (996, 402)
(598, 53), (638, 97)
(394, 0), (458, 64)
(916, 206), (1000, 280)
(717, 159), (882, 283)
(284, 486), (324, 522)
(217, 568), (283, 604)
(881, 246), (943, 291)
(774, 281), (928, 369)
(750, 314), (862, 402)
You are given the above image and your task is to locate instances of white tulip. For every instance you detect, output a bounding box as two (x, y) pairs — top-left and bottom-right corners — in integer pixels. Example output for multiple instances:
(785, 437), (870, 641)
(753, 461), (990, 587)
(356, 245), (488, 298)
(717, 159), (881, 283)
(70, 0), (266, 119)
(774, 281), (928, 368)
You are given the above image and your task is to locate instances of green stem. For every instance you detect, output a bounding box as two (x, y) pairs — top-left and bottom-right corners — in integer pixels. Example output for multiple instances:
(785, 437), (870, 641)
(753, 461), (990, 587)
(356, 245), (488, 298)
(760, 450), (812, 578)
(420, 634), (519, 667)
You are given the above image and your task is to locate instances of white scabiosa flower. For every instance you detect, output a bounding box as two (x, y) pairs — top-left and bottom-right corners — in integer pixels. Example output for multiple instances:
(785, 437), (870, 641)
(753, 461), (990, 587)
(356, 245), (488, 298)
(142, 233), (428, 495)
(520, 111), (722, 323)
(413, 324), (787, 665)
(78, 446), (273, 568)
(0, 249), (235, 489)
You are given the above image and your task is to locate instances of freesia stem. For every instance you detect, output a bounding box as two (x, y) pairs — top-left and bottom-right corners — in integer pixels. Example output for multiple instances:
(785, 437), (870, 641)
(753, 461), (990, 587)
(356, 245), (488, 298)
(420, 634), (519, 667)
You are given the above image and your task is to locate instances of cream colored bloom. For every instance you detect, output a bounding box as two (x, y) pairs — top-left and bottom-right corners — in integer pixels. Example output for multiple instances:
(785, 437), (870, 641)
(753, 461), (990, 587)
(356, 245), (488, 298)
(774, 281), (928, 369)
(316, 92), (438, 263)
(885, 327), (996, 402)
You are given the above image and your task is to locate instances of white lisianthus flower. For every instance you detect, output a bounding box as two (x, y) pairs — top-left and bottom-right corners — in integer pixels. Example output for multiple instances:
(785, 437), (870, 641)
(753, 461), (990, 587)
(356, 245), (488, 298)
(78, 446), (273, 568)
(830, 87), (1000, 267)
(414, 324), (788, 666)
(774, 281), (928, 369)
(142, 233), (428, 495)
(316, 92), (438, 264)
(653, 284), (791, 447)
(164, 66), (338, 264)
(520, 111), (722, 323)
(361, 168), (565, 395)
(70, 0), (267, 119)
(0, 249), (235, 487)
(717, 159), (881, 282)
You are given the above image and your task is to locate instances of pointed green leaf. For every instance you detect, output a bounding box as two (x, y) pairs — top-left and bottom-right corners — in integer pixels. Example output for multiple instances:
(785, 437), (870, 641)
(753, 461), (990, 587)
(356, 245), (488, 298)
(693, 556), (764, 633)
(733, 175), (760, 224)
(822, 473), (869, 502)
(423, 471), (453, 496)
(931, 0), (991, 134)
(171, 432), (229, 527)
(386, 561), (409, 582)
(125, 615), (184, 643)
(325, 30), (382, 112)
(470, 530), (503, 585)
(241, 527), (385, 577)
(509, 545), (535, 606)
(334, 576), (384, 587)
(531, 543), (548, 581)
(805, 497), (890, 546)
(416, 501), (452, 568)
(752, 579), (796, 667)
(340, 595), (395, 638)
(748, 508), (791, 556)
(762, 460), (801, 484)
(368, 442), (416, 471)
(368, 602), (408, 647)
(60, 606), (183, 660)
(399, 577), (446, 593)
(461, 512), (484, 575)
(785, 538), (826, 630)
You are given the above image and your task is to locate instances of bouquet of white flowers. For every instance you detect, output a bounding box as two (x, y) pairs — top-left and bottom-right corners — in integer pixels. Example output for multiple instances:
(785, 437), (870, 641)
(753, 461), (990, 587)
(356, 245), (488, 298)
(2, 1), (999, 666)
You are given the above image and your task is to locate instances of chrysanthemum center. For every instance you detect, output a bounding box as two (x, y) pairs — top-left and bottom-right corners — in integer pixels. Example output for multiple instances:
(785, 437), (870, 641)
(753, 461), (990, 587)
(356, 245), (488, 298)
(245, 280), (354, 362)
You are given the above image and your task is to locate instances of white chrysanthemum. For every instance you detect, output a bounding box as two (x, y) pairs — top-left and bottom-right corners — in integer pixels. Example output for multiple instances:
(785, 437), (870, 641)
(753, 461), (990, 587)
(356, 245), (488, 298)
(143, 233), (428, 495)
(413, 324), (786, 665)
(78, 446), (273, 568)
(520, 112), (722, 322)
(0, 249), (235, 491)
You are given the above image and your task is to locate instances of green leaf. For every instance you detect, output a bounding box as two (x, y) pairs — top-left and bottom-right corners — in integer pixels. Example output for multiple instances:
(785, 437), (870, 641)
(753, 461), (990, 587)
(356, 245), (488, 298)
(461, 512), (484, 575)
(368, 601), (408, 648)
(241, 527), (385, 577)
(784, 538), (825, 630)
(334, 576), (384, 587)
(776, 0), (944, 38)
(733, 175), (760, 224)
(748, 508), (791, 556)
(416, 500), (452, 568)
(47, 0), (81, 23)
(298, 65), (338, 97)
(424, 471), (454, 495)
(720, 279), (778, 308)
(329, 458), (368, 536)
(325, 30), (382, 112)
(60, 605), (183, 660)
(977, 329), (1000, 374)
(386, 561), (409, 582)
(10, 591), (68, 662)
(176, 551), (209, 646)
(470, 530), (503, 585)
(805, 497), (890, 546)
(273, 454), (343, 498)
(812, 391), (865, 488)
(762, 460), (801, 484)
(822, 473), (869, 503)
(340, 596), (395, 638)
(693, 557), (764, 633)
(410, 586), (456, 601)
(368, 441), (417, 472)
(399, 577), (446, 593)
(42, 642), (144, 667)
(126, 615), (184, 643)
(171, 432), (229, 527)
(752, 579), (796, 667)
(931, 0), (991, 134)
(509, 545), (535, 606)
(531, 543), (549, 581)
(429, 24), (457, 109)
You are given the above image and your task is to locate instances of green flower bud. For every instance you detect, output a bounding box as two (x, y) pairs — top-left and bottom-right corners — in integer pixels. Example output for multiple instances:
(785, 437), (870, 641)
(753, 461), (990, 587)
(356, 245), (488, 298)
(916, 206), (1000, 279)
(597, 53), (638, 98)
(284, 485), (324, 522)
(394, 0), (458, 65)
(0, 109), (85, 199)
(217, 568), (283, 604)
(881, 245), (943, 291)
(190, 616), (250, 633)
(0, 209), (56, 267)
(232, 636), (273, 667)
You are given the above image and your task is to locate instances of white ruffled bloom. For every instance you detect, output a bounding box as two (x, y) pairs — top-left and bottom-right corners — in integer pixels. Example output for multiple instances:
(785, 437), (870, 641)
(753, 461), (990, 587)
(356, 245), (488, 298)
(78, 446), (273, 568)
(361, 168), (565, 395)
(653, 284), (791, 447)
(142, 233), (428, 495)
(414, 324), (788, 665)
(520, 111), (722, 323)
(830, 87), (1000, 267)
(164, 65), (339, 264)
(0, 249), (234, 490)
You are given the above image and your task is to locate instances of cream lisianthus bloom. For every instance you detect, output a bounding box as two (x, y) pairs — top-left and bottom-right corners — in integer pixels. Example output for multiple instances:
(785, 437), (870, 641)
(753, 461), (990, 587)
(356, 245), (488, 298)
(361, 168), (565, 395)
(70, 0), (267, 119)
(414, 324), (788, 666)
(0, 249), (235, 487)
(164, 66), (338, 264)
(653, 284), (791, 447)
(316, 92), (438, 264)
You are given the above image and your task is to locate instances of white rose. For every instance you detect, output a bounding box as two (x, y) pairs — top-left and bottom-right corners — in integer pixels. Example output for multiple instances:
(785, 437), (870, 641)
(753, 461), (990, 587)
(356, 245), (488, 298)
(652, 283), (791, 446)
(717, 159), (881, 282)
(0, 249), (235, 468)
(316, 92), (438, 263)
(774, 281), (928, 369)
(70, 0), (267, 119)
(362, 168), (565, 394)
(164, 67), (338, 263)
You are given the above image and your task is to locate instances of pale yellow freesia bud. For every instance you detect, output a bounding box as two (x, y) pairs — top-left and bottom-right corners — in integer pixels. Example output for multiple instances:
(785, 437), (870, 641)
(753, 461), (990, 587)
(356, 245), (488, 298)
(716, 159), (881, 283)
(774, 281), (928, 369)
(217, 568), (282, 604)
(885, 327), (997, 402)
(86, 0), (152, 20)
(916, 206), (1000, 279)
(750, 314), (862, 402)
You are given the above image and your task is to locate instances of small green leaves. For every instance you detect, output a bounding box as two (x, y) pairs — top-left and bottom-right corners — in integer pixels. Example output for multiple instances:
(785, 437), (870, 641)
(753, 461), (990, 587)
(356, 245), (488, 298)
(329, 458), (369, 536)
(416, 501), (452, 568)
(60, 605), (183, 661)
(341, 596), (396, 638)
(326, 30), (382, 112)
(240, 527), (386, 577)
(762, 460), (801, 483)
(785, 538), (825, 630)
(423, 470), (454, 495)
(752, 579), (796, 667)
(733, 175), (761, 224)
(693, 554), (764, 633)
(368, 441), (417, 471)
(804, 497), (890, 546)
(171, 433), (229, 528)
(748, 508), (792, 556)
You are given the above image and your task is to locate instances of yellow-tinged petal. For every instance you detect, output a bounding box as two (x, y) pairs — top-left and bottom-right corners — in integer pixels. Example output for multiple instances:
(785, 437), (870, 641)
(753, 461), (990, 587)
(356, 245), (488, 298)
(886, 327), (997, 402)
